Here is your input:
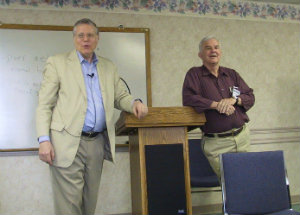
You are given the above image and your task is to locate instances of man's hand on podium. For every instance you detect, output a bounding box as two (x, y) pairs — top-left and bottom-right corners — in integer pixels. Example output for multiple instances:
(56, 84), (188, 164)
(132, 100), (148, 119)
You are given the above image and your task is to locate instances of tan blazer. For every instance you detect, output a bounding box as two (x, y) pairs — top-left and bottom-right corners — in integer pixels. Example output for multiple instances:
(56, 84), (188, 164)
(36, 50), (133, 167)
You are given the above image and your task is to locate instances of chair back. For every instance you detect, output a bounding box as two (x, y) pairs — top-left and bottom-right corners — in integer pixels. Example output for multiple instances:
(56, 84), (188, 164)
(188, 139), (219, 187)
(220, 151), (291, 215)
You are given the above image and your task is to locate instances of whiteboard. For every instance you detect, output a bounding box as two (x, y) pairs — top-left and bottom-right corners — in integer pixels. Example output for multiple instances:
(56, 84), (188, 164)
(0, 25), (151, 151)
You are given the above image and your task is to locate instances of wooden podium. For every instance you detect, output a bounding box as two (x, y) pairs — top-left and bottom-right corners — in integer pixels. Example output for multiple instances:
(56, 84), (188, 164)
(116, 107), (206, 215)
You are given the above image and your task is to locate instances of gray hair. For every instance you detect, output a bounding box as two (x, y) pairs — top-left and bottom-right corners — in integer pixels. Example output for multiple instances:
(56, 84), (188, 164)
(199, 36), (220, 52)
(73, 18), (99, 36)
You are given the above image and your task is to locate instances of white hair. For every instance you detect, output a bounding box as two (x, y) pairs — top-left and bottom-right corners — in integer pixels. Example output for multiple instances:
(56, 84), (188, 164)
(199, 36), (220, 52)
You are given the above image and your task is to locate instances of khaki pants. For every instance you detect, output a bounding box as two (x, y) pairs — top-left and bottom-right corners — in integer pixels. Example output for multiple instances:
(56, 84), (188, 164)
(202, 125), (250, 178)
(50, 133), (106, 215)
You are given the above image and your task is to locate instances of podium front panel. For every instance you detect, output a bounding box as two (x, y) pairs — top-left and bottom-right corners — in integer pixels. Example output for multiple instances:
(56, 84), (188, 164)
(129, 127), (192, 215)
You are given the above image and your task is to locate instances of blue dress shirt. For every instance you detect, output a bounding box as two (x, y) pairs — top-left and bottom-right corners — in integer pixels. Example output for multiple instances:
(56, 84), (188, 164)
(78, 51), (106, 132)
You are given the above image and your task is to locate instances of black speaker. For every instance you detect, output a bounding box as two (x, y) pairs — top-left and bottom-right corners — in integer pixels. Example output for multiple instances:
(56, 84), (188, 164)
(145, 144), (187, 215)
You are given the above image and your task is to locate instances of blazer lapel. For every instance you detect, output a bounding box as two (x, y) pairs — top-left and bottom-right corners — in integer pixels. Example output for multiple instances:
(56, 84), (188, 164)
(67, 50), (87, 99)
(97, 59), (106, 104)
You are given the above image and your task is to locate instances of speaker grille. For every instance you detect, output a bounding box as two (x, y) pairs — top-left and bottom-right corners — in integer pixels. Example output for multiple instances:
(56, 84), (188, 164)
(145, 144), (187, 215)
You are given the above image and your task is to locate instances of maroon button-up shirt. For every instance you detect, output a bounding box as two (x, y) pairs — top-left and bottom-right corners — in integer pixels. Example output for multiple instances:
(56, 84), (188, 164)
(182, 65), (255, 133)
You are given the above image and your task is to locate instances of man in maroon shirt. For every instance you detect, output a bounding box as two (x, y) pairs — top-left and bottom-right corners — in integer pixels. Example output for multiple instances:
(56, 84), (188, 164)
(182, 36), (255, 178)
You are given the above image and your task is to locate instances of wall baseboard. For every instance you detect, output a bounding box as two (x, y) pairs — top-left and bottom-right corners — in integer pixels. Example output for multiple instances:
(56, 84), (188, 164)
(292, 195), (300, 204)
(192, 203), (222, 215)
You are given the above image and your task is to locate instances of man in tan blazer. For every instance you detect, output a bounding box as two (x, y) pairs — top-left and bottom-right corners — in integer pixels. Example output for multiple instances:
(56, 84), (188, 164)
(36, 18), (148, 215)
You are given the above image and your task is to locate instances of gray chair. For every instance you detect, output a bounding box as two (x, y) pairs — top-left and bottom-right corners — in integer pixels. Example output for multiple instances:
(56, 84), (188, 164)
(220, 151), (300, 215)
(188, 139), (219, 190)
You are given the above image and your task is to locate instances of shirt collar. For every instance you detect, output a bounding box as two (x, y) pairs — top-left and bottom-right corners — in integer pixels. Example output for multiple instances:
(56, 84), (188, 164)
(201, 65), (228, 77)
(76, 51), (98, 64)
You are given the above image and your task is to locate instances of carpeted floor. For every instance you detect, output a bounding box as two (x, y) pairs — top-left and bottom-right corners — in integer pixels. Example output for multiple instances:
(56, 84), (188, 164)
(201, 203), (300, 215)
(293, 203), (300, 211)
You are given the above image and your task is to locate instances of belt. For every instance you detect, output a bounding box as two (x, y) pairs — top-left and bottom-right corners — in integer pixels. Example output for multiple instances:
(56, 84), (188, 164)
(204, 126), (244, 138)
(81, 131), (101, 138)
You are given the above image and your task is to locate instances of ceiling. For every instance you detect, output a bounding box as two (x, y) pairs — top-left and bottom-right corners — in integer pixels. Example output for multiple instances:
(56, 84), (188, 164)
(245, 0), (300, 5)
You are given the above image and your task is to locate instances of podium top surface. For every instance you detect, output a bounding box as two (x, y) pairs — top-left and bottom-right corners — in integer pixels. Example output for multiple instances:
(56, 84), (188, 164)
(115, 106), (206, 135)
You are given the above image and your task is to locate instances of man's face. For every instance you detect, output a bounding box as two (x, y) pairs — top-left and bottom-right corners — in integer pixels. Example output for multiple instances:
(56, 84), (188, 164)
(73, 24), (99, 60)
(198, 39), (222, 66)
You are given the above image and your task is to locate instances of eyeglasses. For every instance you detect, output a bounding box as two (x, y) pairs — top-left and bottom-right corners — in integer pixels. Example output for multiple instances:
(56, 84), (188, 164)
(76, 33), (97, 40)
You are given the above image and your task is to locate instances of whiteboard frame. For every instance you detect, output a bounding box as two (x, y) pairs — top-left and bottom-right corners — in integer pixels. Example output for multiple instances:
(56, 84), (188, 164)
(0, 24), (152, 152)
